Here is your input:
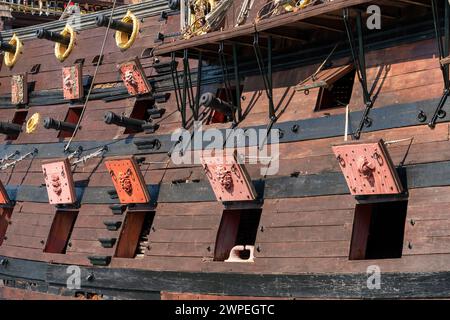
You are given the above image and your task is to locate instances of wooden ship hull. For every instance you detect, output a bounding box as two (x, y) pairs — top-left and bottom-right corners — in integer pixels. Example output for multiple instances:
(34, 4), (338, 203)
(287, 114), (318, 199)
(1, 0), (450, 300)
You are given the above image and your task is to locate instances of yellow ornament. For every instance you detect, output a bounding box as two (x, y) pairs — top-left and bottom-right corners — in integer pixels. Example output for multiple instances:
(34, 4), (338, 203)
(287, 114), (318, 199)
(4, 33), (23, 68)
(55, 24), (76, 62)
(115, 10), (140, 51)
(26, 113), (40, 134)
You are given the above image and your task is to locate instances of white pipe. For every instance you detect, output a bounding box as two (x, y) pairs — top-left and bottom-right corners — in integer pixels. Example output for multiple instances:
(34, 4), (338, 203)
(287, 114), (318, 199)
(344, 104), (349, 141)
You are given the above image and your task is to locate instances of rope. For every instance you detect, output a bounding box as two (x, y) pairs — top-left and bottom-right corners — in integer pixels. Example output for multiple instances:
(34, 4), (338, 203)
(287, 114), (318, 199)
(0, 149), (38, 170)
(59, 1), (74, 20)
(384, 137), (414, 167)
(384, 137), (414, 145)
(71, 146), (107, 165)
(311, 42), (339, 81)
(344, 104), (349, 141)
(64, 0), (118, 152)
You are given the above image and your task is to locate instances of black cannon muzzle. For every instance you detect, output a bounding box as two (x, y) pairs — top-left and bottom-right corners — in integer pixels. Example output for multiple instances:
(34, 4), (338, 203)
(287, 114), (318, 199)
(0, 122), (22, 135)
(200, 92), (234, 117)
(0, 41), (16, 53)
(43, 117), (76, 132)
(104, 112), (146, 131)
(96, 15), (133, 34)
(36, 29), (70, 45)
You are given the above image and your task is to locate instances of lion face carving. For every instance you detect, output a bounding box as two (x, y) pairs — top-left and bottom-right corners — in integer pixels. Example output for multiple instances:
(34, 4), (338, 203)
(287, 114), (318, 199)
(119, 169), (133, 195)
(215, 165), (233, 191)
(51, 174), (62, 196)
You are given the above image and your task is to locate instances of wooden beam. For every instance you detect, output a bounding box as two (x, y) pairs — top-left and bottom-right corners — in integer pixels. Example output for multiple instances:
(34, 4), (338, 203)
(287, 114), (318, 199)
(287, 20), (345, 33)
(396, 0), (431, 8)
(441, 56), (450, 66)
(261, 31), (308, 43)
(153, 0), (376, 55)
(3, 255), (450, 299)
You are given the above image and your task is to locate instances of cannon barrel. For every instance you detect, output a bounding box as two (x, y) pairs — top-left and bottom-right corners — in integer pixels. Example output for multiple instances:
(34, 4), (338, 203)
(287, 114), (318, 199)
(96, 15), (133, 34)
(0, 41), (16, 53)
(36, 29), (70, 45)
(43, 117), (76, 132)
(199, 92), (234, 117)
(0, 122), (22, 135)
(104, 112), (146, 131)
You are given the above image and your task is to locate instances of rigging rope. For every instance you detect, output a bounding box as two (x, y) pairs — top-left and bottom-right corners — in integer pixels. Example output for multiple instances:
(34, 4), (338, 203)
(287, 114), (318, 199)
(64, 0), (118, 152)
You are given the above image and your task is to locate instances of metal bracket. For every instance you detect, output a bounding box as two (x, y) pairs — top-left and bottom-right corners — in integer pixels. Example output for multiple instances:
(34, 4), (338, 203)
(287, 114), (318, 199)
(253, 32), (276, 123)
(170, 52), (185, 127)
(343, 9), (373, 140)
(218, 41), (237, 124)
(182, 49), (196, 122)
(423, 0), (450, 128)
(233, 44), (243, 122)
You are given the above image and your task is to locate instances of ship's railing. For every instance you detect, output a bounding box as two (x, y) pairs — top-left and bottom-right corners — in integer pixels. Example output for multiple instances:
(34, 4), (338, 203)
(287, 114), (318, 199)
(0, 0), (113, 17)
(0, 0), (169, 40)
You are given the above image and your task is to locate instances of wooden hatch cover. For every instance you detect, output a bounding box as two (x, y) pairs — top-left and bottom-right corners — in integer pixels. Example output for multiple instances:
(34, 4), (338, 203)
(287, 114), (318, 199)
(200, 150), (256, 202)
(332, 139), (403, 196)
(62, 64), (83, 100)
(295, 64), (354, 92)
(0, 179), (10, 205)
(42, 158), (77, 205)
(105, 156), (150, 204)
(118, 57), (152, 96)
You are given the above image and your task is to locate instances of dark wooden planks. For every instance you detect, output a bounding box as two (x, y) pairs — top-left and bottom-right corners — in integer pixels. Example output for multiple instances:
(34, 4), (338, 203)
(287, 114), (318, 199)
(3, 255), (450, 298)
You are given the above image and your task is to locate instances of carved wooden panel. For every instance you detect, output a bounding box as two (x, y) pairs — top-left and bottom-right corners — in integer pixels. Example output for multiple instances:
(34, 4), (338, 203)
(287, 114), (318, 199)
(42, 158), (76, 205)
(62, 64), (83, 100)
(105, 156), (150, 204)
(200, 151), (256, 202)
(118, 57), (151, 96)
(332, 140), (403, 196)
(0, 180), (10, 205)
(11, 73), (27, 105)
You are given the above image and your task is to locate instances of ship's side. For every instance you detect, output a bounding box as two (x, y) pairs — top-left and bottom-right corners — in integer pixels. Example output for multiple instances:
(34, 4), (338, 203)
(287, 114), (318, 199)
(1, 0), (450, 300)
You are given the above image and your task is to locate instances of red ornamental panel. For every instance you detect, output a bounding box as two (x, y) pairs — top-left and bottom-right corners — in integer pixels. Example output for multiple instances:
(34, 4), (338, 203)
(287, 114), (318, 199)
(42, 158), (76, 205)
(0, 180), (10, 205)
(118, 58), (151, 96)
(200, 151), (256, 202)
(105, 156), (150, 204)
(11, 73), (28, 105)
(62, 64), (83, 100)
(332, 139), (403, 196)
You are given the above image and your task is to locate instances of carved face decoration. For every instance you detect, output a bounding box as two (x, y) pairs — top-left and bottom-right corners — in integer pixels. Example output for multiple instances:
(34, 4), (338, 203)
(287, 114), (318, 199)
(63, 74), (74, 92)
(62, 65), (82, 100)
(215, 165), (233, 191)
(119, 58), (152, 96)
(105, 157), (150, 204)
(356, 155), (375, 178)
(332, 141), (404, 196)
(51, 174), (62, 196)
(118, 169), (133, 195)
(42, 159), (76, 205)
(11, 74), (27, 105)
(124, 68), (137, 87)
(200, 152), (256, 202)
